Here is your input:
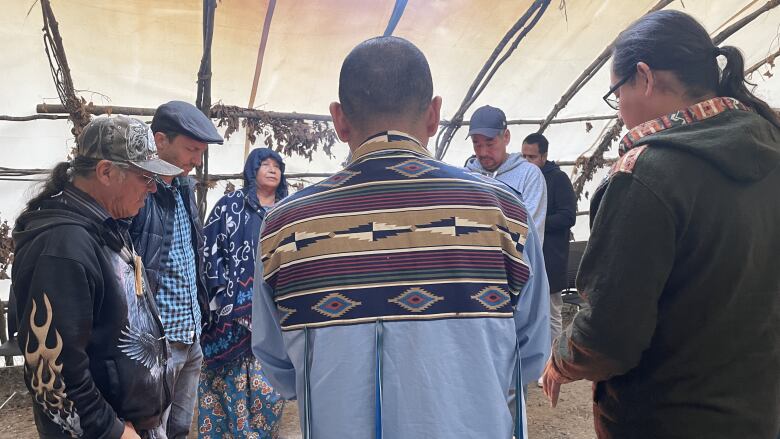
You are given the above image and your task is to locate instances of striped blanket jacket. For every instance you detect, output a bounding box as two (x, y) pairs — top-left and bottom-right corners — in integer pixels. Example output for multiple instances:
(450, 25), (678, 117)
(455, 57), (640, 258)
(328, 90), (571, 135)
(259, 131), (532, 330)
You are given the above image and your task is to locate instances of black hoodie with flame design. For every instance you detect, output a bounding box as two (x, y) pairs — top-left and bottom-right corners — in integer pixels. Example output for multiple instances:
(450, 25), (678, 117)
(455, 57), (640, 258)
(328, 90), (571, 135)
(12, 197), (171, 439)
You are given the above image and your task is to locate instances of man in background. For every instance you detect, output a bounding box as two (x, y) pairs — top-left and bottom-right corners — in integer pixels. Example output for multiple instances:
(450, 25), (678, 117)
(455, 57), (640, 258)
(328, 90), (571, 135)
(465, 105), (548, 240)
(522, 133), (576, 386)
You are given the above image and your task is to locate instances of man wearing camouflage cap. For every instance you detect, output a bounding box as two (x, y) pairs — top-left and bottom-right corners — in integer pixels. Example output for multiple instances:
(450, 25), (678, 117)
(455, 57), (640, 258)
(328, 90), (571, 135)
(12, 116), (181, 438)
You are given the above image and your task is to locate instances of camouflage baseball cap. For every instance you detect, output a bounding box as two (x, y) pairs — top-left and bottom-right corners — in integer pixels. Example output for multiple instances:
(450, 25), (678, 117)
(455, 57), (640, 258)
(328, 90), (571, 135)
(77, 115), (183, 176)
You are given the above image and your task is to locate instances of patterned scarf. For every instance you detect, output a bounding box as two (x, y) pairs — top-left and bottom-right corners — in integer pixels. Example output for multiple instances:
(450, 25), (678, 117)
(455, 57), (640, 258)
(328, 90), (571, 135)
(618, 97), (749, 155)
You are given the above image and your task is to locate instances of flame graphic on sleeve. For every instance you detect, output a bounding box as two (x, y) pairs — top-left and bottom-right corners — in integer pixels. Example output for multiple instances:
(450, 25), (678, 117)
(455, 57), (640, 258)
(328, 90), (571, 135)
(24, 293), (83, 437)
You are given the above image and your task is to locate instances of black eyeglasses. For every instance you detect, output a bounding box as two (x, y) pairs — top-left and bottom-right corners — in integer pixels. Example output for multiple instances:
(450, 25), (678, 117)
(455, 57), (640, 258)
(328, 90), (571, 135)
(603, 72), (634, 110)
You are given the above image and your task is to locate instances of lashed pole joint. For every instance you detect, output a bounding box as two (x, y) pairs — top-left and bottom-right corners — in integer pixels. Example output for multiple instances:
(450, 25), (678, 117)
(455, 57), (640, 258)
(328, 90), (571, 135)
(40, 0), (91, 141)
(570, 0), (780, 200)
(434, 0), (552, 160)
(571, 120), (623, 200)
(536, 0), (675, 134)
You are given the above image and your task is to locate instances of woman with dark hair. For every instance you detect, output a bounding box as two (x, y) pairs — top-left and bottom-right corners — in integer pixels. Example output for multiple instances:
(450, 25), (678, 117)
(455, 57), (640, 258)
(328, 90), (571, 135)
(543, 10), (780, 439)
(197, 148), (288, 438)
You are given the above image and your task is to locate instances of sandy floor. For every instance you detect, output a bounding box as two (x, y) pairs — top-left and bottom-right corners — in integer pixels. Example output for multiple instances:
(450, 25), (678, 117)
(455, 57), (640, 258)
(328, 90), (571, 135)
(272, 381), (596, 439)
(0, 305), (595, 438)
(0, 366), (595, 439)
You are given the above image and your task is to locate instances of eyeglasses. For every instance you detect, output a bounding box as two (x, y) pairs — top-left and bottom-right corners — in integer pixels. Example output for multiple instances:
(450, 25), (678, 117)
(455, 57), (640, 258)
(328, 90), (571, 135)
(603, 72), (634, 110)
(136, 172), (158, 187)
(112, 162), (158, 187)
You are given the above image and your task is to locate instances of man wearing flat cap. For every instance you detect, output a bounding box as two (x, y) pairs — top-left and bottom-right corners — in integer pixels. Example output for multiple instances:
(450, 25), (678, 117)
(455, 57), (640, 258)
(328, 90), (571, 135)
(130, 101), (223, 439)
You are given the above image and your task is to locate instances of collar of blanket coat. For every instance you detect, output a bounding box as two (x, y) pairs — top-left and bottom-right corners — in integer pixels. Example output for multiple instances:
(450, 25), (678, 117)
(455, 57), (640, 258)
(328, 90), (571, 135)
(619, 97), (749, 154)
(350, 130), (428, 164)
(260, 130), (532, 331)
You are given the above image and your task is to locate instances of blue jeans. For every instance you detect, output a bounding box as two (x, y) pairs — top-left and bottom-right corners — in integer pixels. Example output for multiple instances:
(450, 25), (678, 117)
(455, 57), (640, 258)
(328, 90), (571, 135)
(162, 341), (203, 439)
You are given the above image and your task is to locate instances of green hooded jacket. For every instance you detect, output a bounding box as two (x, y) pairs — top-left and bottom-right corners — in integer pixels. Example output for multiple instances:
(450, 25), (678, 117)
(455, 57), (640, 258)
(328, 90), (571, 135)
(553, 101), (780, 439)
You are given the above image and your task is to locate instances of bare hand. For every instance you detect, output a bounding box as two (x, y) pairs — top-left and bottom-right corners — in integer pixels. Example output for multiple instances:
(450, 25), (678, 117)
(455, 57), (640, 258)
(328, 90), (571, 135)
(120, 421), (141, 439)
(541, 359), (572, 408)
(542, 371), (562, 407)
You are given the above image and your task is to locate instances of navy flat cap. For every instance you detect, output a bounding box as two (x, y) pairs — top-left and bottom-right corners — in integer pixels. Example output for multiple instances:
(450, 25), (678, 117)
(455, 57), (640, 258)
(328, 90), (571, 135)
(151, 100), (224, 144)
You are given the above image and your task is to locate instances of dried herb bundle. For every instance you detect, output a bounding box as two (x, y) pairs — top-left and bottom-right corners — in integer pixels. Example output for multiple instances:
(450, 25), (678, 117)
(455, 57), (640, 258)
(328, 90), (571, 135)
(572, 120), (624, 200)
(0, 219), (13, 280)
(215, 105), (336, 161)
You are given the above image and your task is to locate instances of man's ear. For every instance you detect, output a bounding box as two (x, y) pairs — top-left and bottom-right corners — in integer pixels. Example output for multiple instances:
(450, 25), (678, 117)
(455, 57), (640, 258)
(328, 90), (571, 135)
(329, 102), (352, 142)
(153, 132), (168, 153)
(425, 96), (443, 137)
(94, 160), (115, 186)
(636, 62), (655, 97)
(503, 128), (511, 144)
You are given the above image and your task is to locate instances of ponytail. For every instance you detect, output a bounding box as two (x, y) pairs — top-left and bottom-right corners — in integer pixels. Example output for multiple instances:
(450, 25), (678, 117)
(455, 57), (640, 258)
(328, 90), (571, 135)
(718, 45), (780, 129)
(613, 11), (780, 130)
(21, 162), (71, 216)
(20, 156), (101, 217)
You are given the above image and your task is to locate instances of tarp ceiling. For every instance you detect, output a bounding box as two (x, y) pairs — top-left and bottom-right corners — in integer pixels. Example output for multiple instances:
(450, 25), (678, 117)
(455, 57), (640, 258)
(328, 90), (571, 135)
(1, 0), (779, 240)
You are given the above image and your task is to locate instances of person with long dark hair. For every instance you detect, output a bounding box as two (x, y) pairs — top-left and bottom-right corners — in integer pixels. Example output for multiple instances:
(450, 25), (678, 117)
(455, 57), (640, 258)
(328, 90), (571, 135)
(13, 116), (182, 439)
(542, 10), (780, 439)
(197, 148), (288, 438)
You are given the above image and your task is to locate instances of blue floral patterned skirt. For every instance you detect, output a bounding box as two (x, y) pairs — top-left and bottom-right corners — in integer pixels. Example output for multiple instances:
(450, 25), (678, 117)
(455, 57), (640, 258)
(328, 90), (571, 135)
(198, 354), (285, 438)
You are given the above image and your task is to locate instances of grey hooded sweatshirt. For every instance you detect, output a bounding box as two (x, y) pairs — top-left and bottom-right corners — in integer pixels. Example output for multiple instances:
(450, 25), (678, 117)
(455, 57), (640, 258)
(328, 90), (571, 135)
(466, 152), (547, 240)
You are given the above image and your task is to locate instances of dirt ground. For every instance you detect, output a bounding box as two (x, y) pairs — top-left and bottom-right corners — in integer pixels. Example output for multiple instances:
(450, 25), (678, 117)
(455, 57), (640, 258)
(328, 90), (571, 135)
(0, 306), (595, 439)
(0, 367), (595, 439)
(270, 381), (596, 439)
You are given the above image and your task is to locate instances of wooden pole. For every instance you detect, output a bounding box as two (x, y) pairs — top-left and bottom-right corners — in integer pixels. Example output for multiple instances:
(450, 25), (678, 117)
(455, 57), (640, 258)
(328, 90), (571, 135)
(39, 0), (92, 139)
(441, 114), (618, 127)
(712, 0), (780, 45)
(244, 0), (277, 160)
(0, 167), (333, 180)
(37, 103), (619, 126)
(205, 172), (333, 182)
(195, 0), (218, 219)
(536, 0), (675, 134)
(434, 0), (552, 160)
(0, 114), (70, 121)
(0, 301), (12, 366)
(745, 47), (780, 75)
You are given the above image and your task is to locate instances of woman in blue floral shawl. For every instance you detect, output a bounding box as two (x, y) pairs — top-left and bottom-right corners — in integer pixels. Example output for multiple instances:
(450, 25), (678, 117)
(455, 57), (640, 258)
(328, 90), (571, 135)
(198, 148), (288, 438)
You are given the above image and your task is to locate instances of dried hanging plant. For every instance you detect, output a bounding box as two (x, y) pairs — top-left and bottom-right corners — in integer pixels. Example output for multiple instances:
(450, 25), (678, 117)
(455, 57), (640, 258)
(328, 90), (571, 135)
(572, 120), (624, 200)
(0, 219), (13, 280)
(288, 180), (306, 192)
(40, 0), (92, 142)
(215, 105), (336, 161)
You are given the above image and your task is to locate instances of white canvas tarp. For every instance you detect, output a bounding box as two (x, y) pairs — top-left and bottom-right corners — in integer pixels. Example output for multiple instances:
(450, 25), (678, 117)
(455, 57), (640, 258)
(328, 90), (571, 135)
(1, 0), (778, 240)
